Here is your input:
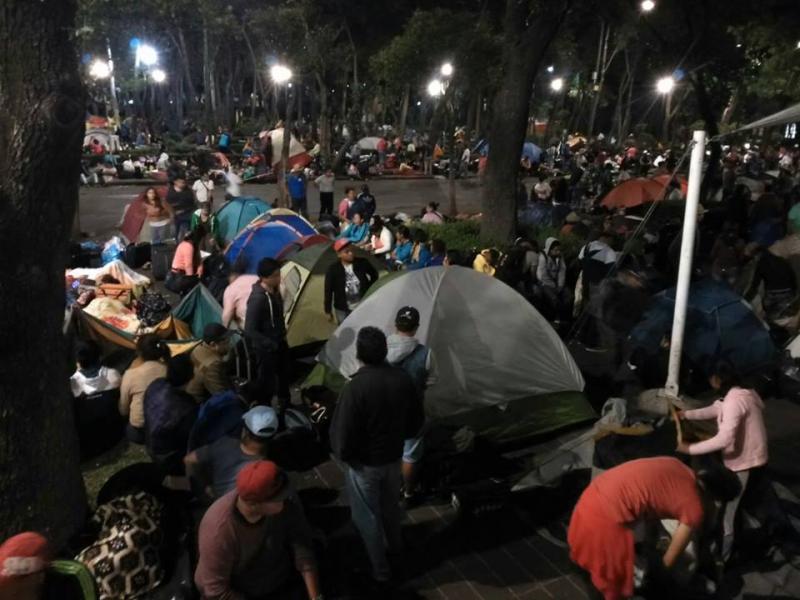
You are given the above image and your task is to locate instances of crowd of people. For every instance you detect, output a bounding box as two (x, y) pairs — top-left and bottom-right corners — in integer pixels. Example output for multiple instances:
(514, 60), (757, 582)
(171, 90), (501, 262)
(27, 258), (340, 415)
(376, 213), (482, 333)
(8, 128), (800, 600)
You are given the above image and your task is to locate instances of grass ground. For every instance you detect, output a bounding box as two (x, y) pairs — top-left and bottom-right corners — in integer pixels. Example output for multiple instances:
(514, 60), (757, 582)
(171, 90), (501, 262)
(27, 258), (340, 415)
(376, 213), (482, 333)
(81, 441), (148, 507)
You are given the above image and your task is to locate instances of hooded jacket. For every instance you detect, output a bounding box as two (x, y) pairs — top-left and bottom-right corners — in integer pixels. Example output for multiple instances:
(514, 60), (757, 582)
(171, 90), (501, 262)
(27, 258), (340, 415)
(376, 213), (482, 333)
(244, 282), (286, 353)
(386, 334), (436, 392)
(537, 237), (566, 289)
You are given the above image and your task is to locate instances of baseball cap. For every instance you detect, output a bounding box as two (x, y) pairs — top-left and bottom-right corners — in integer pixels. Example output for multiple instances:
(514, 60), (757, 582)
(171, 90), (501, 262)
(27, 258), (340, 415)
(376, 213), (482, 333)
(333, 239), (351, 253)
(0, 532), (49, 587)
(236, 461), (290, 503)
(257, 257), (282, 278)
(395, 306), (420, 330)
(243, 406), (279, 439)
(203, 322), (230, 344)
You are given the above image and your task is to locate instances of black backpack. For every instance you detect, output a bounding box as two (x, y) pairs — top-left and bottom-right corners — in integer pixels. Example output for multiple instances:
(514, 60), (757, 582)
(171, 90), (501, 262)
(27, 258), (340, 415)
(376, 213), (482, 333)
(136, 292), (171, 327)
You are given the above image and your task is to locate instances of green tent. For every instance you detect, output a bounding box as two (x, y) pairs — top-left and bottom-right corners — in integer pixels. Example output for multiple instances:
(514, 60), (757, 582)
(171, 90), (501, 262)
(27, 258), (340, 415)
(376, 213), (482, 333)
(281, 242), (388, 350)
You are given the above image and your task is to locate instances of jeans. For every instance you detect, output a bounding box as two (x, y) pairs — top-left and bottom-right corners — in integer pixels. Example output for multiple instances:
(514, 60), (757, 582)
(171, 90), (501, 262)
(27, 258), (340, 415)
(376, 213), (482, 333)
(290, 196), (308, 218)
(319, 192), (334, 218)
(345, 462), (403, 581)
(722, 470), (750, 561)
(253, 340), (291, 406)
(174, 213), (191, 241)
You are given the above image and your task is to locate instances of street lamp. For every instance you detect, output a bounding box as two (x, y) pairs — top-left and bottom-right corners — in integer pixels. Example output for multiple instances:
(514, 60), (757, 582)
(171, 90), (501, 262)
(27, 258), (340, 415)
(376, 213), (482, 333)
(427, 79), (444, 97)
(440, 62), (454, 77)
(89, 59), (111, 79)
(151, 69), (167, 83)
(656, 76), (675, 141)
(546, 65), (555, 73)
(656, 76), (675, 95)
(641, 0), (656, 12)
(550, 77), (564, 92)
(270, 64), (292, 84)
(136, 44), (158, 67)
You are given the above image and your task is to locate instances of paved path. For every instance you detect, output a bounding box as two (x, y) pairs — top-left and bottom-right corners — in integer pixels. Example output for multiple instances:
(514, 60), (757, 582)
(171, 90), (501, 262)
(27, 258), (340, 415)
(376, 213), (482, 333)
(77, 178), (486, 240)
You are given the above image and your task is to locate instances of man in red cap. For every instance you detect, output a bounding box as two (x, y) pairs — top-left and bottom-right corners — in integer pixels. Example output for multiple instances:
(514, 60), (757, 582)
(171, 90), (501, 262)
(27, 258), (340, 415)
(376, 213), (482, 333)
(195, 460), (322, 600)
(323, 239), (378, 324)
(0, 532), (49, 600)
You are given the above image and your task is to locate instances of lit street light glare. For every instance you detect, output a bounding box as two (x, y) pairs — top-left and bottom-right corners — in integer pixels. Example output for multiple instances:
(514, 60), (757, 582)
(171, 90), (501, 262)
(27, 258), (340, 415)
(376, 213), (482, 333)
(546, 65), (555, 73)
(656, 76), (675, 94)
(151, 69), (167, 83)
(89, 60), (111, 79)
(427, 79), (444, 97)
(550, 77), (564, 92)
(641, 0), (656, 12)
(137, 44), (158, 66)
(440, 62), (454, 77)
(270, 64), (292, 84)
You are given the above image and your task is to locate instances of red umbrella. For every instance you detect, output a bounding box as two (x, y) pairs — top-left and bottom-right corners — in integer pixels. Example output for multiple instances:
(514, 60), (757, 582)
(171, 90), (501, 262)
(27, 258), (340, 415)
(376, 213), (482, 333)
(601, 178), (667, 209)
(651, 174), (688, 196)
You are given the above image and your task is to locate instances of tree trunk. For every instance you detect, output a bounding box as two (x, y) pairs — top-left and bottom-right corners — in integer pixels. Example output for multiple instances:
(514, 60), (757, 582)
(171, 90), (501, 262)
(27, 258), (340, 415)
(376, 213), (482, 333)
(241, 25), (265, 119)
(0, 0), (88, 548)
(397, 84), (410, 138)
(316, 74), (331, 165)
(482, 0), (572, 243)
(690, 72), (721, 201)
(171, 27), (198, 111)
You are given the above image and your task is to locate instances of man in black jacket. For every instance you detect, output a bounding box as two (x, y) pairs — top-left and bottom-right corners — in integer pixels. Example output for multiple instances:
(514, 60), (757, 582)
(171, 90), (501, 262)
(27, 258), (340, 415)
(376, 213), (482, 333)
(244, 258), (290, 407)
(324, 239), (379, 323)
(329, 327), (423, 586)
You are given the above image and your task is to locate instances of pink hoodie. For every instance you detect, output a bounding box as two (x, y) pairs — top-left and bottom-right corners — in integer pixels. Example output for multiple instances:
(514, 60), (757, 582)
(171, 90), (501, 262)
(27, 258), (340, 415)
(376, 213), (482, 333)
(684, 387), (768, 472)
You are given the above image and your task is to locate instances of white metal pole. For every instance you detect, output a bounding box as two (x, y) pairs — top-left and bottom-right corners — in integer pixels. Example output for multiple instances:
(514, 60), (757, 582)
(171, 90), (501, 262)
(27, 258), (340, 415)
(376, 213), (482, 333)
(665, 130), (706, 397)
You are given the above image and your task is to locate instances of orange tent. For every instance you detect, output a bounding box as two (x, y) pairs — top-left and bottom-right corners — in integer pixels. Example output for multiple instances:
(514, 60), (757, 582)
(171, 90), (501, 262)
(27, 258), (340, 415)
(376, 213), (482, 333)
(601, 178), (667, 209)
(651, 174), (688, 196)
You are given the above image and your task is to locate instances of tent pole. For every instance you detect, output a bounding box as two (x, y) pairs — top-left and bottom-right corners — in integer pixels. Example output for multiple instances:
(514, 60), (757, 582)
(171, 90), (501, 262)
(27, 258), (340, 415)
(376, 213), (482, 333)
(665, 130), (706, 397)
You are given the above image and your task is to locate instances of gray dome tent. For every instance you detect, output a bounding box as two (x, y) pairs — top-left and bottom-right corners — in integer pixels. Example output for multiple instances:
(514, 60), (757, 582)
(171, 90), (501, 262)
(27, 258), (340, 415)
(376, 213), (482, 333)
(315, 266), (592, 442)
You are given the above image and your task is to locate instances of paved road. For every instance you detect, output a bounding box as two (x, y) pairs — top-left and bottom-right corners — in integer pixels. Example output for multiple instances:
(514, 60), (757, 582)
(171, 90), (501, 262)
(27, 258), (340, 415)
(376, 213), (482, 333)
(77, 178), (486, 239)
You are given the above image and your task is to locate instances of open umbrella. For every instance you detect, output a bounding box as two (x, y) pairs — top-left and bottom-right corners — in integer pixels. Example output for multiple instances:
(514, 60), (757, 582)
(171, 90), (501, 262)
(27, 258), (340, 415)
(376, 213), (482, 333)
(601, 178), (667, 209)
(629, 279), (776, 377)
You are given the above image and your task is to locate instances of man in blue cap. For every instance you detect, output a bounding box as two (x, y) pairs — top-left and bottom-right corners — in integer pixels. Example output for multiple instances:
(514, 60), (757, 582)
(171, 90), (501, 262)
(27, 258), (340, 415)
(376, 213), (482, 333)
(185, 405), (280, 502)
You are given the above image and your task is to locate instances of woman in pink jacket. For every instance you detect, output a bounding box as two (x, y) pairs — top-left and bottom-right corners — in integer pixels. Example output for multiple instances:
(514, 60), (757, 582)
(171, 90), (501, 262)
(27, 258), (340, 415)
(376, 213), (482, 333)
(676, 361), (768, 561)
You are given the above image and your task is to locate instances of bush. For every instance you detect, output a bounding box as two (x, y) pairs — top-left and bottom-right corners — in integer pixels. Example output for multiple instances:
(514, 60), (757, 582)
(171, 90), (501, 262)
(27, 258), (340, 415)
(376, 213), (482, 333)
(415, 220), (481, 252)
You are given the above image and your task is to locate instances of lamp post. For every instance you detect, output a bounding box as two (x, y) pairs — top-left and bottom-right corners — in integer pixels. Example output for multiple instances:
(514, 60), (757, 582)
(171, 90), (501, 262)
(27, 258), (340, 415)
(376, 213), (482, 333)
(271, 63), (293, 207)
(430, 61), (457, 216)
(641, 0), (656, 12)
(656, 75), (675, 142)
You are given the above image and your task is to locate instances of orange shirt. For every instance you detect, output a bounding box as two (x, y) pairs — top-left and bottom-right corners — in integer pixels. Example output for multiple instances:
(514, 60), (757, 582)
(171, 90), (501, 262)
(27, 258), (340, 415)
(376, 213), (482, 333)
(590, 457), (704, 527)
(171, 241), (203, 276)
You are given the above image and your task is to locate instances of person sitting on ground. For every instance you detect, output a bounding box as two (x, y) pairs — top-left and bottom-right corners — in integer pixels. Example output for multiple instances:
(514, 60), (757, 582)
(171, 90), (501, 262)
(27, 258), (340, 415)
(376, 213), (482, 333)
(428, 239), (446, 267)
(676, 361), (768, 563)
(143, 353), (198, 475)
(408, 229), (432, 270)
(337, 211), (369, 245)
(194, 461), (321, 600)
(141, 186), (173, 244)
(324, 239), (379, 324)
(473, 248), (500, 277)
(366, 216), (393, 257)
(386, 307), (436, 508)
(390, 225), (413, 269)
(421, 201), (444, 225)
(536, 237), (571, 322)
(186, 323), (233, 402)
(70, 341), (121, 399)
(190, 204), (220, 252)
(222, 260), (260, 330)
(532, 174), (552, 202)
(338, 186), (356, 224)
(119, 334), (169, 444)
(356, 184), (376, 221)
(743, 242), (797, 323)
(568, 457), (741, 600)
(444, 249), (462, 267)
(165, 225), (206, 297)
(185, 406), (279, 502)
